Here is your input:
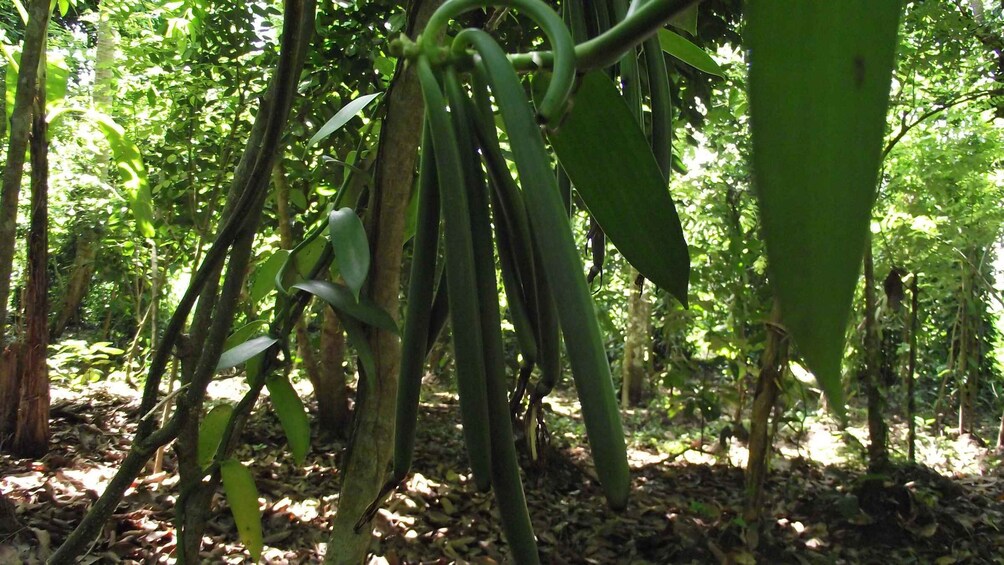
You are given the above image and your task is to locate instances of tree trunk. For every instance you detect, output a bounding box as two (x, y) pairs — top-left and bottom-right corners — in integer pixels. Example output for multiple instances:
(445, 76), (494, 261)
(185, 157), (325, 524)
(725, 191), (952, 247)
(0, 343), (21, 441)
(743, 300), (786, 549)
(0, 0), (51, 339)
(907, 274), (919, 462)
(12, 65), (49, 458)
(621, 268), (648, 408)
(324, 1), (439, 561)
(862, 244), (888, 471)
(957, 250), (978, 436)
(50, 227), (100, 338)
(996, 405), (1004, 453)
(318, 307), (349, 436)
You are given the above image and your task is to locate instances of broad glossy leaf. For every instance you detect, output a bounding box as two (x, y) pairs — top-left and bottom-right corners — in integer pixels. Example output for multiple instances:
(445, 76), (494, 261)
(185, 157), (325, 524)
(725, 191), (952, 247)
(549, 71), (689, 306)
(748, 0), (901, 414)
(307, 92), (381, 148)
(291, 280), (398, 334)
(328, 208), (370, 300)
(658, 30), (723, 77)
(250, 250), (288, 304)
(197, 404), (233, 469)
(217, 336), (278, 371)
(220, 459), (263, 561)
(265, 375), (310, 464)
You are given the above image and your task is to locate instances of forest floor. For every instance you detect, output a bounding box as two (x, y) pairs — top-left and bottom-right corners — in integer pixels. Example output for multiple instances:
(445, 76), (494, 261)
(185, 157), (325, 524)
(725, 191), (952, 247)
(3, 378), (1004, 564)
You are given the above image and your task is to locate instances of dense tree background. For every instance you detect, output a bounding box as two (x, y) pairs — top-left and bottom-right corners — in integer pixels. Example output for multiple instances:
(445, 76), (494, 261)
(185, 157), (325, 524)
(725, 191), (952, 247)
(2, 0), (1004, 562)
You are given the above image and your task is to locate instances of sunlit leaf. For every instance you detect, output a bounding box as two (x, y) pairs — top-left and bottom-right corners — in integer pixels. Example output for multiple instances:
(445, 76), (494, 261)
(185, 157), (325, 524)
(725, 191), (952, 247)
(291, 280), (398, 334)
(250, 250), (289, 304)
(549, 71), (690, 306)
(197, 404), (234, 469)
(748, 0), (902, 415)
(658, 30), (723, 77)
(307, 92), (381, 148)
(328, 208), (370, 300)
(5, 51), (70, 121)
(265, 375), (310, 465)
(220, 459), (263, 561)
(216, 336), (278, 371)
(86, 111), (156, 239)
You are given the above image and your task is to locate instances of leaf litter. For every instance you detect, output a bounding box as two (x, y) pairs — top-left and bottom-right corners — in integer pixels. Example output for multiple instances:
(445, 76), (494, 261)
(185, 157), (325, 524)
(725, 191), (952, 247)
(2, 382), (1004, 563)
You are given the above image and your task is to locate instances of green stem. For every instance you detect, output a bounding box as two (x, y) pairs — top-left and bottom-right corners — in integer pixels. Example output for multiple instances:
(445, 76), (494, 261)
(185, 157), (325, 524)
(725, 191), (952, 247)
(508, 0), (699, 71)
(423, 0), (574, 123)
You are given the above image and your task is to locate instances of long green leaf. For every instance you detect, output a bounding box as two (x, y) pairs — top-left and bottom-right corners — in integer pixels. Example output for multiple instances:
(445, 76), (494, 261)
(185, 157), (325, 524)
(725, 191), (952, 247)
(197, 404), (234, 469)
(747, 0), (901, 415)
(216, 336), (278, 371)
(291, 280), (398, 334)
(328, 208), (370, 301)
(265, 375), (310, 465)
(220, 459), (264, 561)
(307, 92), (381, 148)
(549, 71), (689, 306)
(86, 111), (156, 239)
(658, 29), (723, 77)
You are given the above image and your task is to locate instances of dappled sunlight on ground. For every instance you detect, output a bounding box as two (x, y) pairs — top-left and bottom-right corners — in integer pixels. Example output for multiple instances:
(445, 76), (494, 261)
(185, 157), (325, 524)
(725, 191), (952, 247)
(2, 381), (1004, 562)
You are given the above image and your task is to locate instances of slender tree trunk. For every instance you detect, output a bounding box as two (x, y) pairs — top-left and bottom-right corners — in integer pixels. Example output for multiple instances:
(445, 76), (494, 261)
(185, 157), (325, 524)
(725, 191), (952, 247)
(907, 274), (919, 462)
(0, 344), (20, 440)
(0, 0), (51, 338)
(324, 1), (439, 561)
(862, 244), (888, 471)
(0, 66), (6, 144)
(12, 62), (48, 458)
(50, 227), (100, 338)
(743, 300), (786, 549)
(319, 307), (349, 436)
(996, 405), (1004, 453)
(957, 251), (978, 436)
(621, 268), (648, 408)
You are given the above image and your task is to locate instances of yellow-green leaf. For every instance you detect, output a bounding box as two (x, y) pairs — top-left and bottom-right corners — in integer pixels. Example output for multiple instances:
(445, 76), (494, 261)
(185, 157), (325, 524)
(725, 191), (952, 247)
(197, 404), (233, 469)
(265, 375), (310, 465)
(220, 459), (263, 561)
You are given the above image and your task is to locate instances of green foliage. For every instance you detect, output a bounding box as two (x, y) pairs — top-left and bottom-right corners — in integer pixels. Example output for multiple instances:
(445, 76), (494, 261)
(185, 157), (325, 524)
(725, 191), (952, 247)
(327, 207), (370, 301)
(658, 29), (723, 77)
(264, 375), (310, 465)
(219, 458), (264, 561)
(197, 403), (234, 469)
(48, 340), (125, 384)
(550, 71), (690, 306)
(747, 0), (902, 415)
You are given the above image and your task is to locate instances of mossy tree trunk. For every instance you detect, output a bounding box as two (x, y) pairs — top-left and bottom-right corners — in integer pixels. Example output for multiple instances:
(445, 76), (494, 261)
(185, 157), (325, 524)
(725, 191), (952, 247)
(0, 0), (51, 339)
